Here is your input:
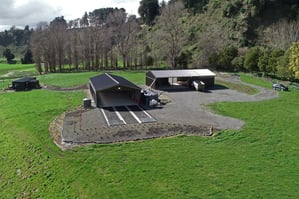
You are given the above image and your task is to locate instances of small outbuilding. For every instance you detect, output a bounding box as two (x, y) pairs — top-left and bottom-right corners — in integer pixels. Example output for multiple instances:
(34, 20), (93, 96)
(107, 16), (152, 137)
(12, 77), (40, 91)
(89, 73), (141, 108)
(146, 69), (216, 89)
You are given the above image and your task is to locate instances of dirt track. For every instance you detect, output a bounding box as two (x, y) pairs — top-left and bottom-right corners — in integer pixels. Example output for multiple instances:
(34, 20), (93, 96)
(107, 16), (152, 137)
(50, 74), (278, 150)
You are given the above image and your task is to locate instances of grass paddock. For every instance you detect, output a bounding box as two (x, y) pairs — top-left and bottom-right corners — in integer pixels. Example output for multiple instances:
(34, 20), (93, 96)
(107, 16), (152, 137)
(0, 65), (298, 198)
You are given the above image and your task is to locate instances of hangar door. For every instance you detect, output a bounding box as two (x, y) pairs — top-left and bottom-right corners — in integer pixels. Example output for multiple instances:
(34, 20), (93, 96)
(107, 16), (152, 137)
(97, 87), (140, 107)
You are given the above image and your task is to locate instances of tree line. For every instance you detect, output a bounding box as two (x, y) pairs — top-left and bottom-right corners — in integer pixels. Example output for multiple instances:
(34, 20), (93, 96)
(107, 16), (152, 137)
(29, 0), (299, 80)
(0, 25), (32, 47)
(31, 2), (188, 74)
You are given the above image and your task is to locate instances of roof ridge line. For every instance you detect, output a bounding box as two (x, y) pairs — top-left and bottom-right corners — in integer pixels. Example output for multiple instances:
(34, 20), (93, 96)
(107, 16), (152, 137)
(105, 73), (119, 84)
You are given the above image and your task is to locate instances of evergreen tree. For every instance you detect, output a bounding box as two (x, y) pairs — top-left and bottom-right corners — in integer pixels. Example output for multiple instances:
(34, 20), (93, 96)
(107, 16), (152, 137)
(208, 46), (238, 71)
(277, 51), (294, 80)
(138, 0), (160, 25)
(50, 16), (67, 29)
(21, 49), (34, 64)
(80, 12), (89, 27)
(2, 48), (15, 63)
(244, 47), (261, 72)
(183, 0), (209, 13)
(169, 0), (209, 13)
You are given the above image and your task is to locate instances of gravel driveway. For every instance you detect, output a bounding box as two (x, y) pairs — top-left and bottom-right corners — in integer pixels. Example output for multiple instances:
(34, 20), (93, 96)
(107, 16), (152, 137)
(147, 75), (278, 130)
(56, 74), (278, 147)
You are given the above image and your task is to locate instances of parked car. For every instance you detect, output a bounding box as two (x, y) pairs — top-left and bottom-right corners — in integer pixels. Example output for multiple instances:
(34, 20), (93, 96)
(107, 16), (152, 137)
(272, 83), (288, 91)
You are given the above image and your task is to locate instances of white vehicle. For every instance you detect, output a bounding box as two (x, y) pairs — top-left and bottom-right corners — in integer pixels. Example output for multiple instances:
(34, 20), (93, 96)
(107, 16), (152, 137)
(192, 80), (205, 91)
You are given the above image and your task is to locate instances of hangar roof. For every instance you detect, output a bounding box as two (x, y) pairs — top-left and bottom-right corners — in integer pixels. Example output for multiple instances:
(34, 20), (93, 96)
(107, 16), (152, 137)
(147, 69), (216, 78)
(13, 77), (37, 83)
(90, 73), (140, 92)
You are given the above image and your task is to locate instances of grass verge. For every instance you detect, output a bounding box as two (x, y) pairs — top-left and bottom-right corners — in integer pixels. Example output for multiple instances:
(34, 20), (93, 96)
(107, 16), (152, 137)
(215, 79), (258, 94)
(239, 73), (273, 88)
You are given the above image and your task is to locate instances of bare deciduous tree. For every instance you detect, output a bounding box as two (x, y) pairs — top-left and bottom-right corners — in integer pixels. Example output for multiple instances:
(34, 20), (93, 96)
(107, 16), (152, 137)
(31, 22), (49, 74)
(31, 31), (43, 74)
(263, 19), (299, 50)
(197, 22), (232, 67)
(48, 17), (68, 72)
(107, 11), (139, 69)
(155, 1), (186, 68)
(31, 10), (139, 72)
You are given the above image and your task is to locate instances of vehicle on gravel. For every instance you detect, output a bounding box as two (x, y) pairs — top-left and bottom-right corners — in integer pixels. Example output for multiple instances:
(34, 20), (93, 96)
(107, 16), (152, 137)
(191, 80), (205, 91)
(272, 83), (288, 91)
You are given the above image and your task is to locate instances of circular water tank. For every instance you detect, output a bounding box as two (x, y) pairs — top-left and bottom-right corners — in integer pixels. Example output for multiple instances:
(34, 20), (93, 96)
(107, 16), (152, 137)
(83, 98), (91, 108)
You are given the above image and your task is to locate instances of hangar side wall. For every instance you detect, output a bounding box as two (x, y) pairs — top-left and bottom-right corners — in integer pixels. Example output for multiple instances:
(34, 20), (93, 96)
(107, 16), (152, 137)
(148, 76), (215, 89)
(146, 72), (155, 87)
(146, 70), (216, 89)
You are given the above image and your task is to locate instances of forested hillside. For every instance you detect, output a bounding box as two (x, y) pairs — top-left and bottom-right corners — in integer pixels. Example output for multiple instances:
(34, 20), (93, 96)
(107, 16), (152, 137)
(0, 25), (33, 61)
(1, 0), (299, 79)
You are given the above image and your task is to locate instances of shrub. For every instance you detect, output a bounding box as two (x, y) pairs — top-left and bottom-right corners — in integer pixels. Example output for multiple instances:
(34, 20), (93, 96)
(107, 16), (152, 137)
(244, 47), (261, 72)
(208, 46), (238, 71)
(223, 1), (243, 17)
(277, 51), (294, 80)
(232, 56), (245, 71)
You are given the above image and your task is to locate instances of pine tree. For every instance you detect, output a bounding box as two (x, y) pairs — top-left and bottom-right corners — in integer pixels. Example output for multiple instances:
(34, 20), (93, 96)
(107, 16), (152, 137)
(138, 0), (160, 25)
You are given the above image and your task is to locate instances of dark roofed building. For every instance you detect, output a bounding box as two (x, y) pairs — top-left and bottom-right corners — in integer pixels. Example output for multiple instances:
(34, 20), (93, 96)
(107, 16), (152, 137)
(89, 73), (141, 107)
(12, 77), (40, 91)
(146, 69), (216, 89)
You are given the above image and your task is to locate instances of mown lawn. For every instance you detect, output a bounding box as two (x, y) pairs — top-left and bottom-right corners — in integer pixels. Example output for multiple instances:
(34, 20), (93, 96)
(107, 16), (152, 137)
(0, 72), (298, 198)
(0, 63), (146, 89)
(0, 63), (36, 77)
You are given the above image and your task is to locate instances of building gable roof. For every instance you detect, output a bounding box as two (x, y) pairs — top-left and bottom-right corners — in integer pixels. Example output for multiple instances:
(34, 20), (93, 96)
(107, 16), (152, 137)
(90, 73), (140, 92)
(13, 77), (37, 83)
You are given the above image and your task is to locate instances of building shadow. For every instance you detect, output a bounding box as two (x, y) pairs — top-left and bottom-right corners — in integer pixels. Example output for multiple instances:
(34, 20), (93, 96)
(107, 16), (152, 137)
(157, 85), (195, 93)
(209, 84), (229, 90)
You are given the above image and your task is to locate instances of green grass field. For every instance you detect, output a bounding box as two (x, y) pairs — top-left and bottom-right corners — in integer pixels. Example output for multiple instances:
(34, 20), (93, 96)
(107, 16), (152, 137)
(0, 64), (37, 89)
(239, 73), (275, 89)
(38, 71), (146, 88)
(0, 63), (146, 89)
(0, 63), (36, 77)
(0, 65), (298, 198)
